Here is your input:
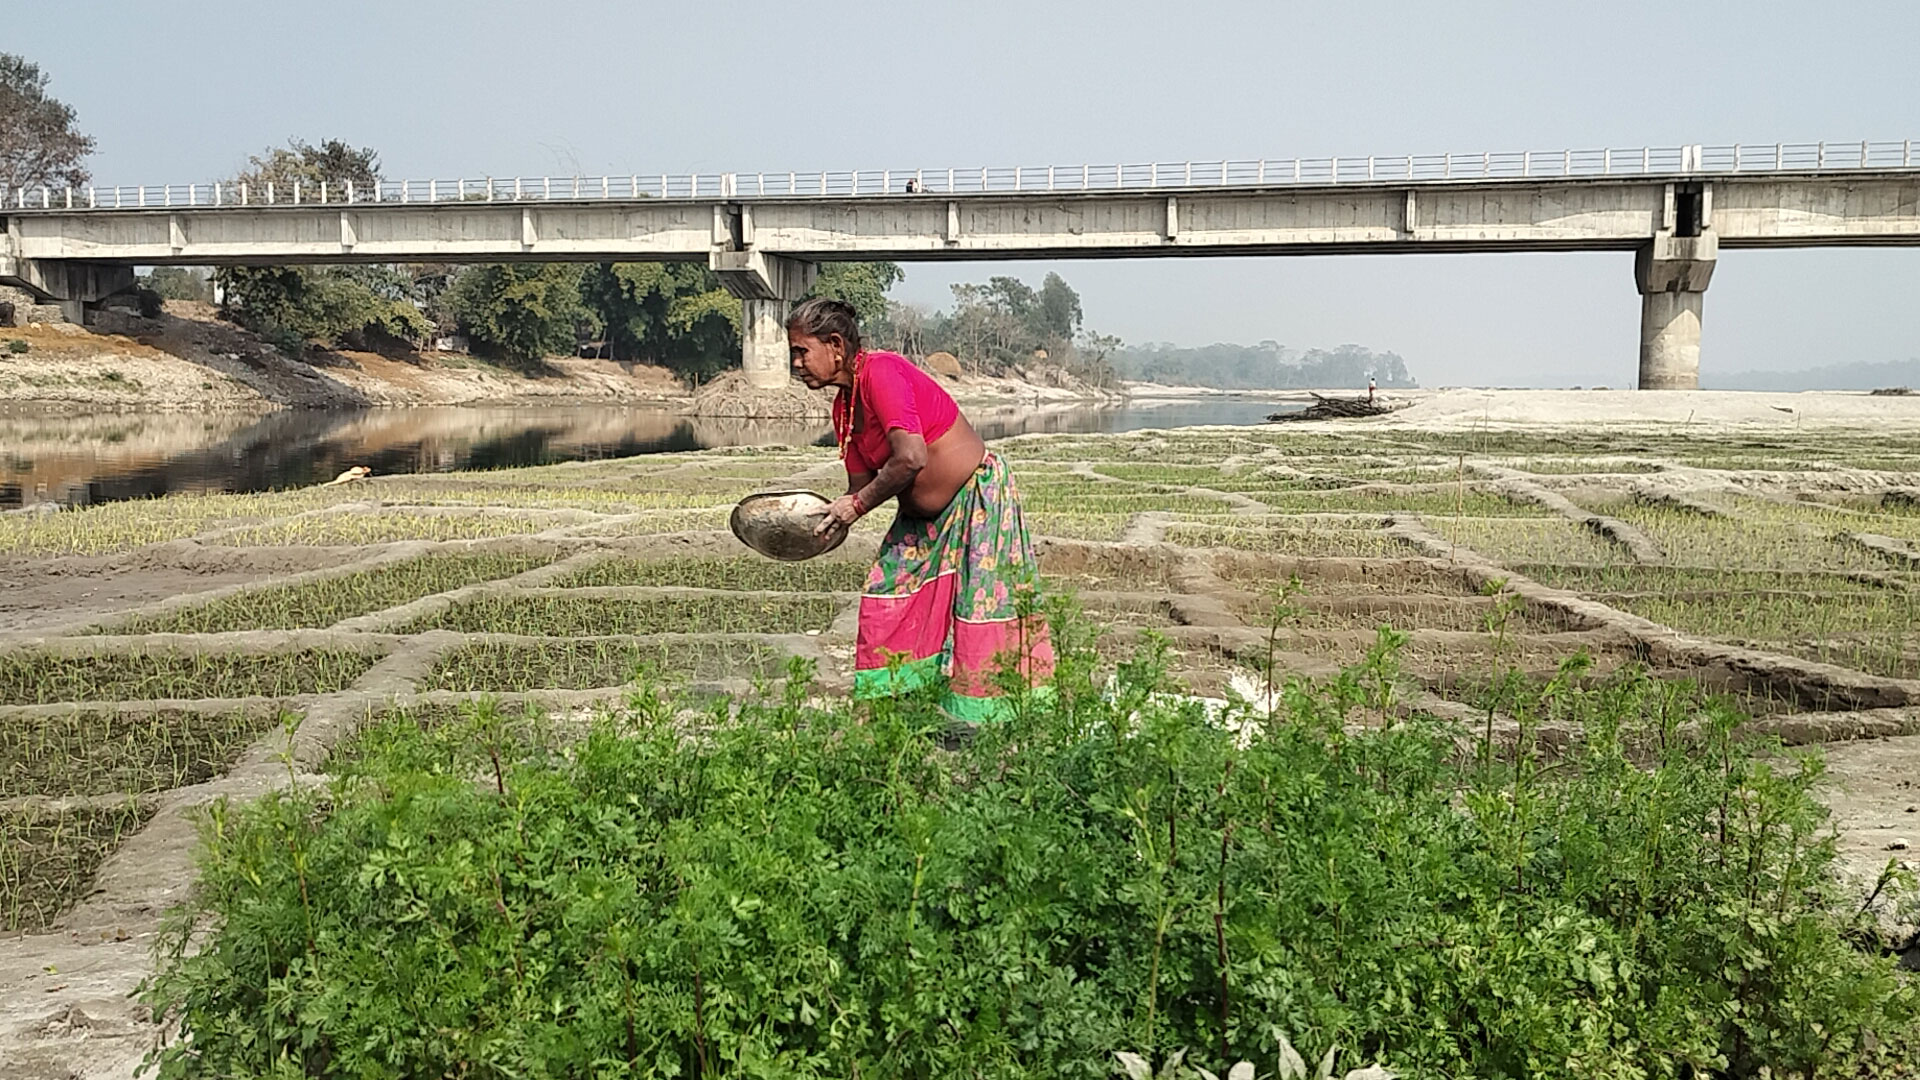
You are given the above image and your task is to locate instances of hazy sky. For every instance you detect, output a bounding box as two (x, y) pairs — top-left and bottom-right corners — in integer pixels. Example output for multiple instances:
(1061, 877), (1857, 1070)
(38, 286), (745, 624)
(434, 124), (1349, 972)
(12, 0), (1917, 387)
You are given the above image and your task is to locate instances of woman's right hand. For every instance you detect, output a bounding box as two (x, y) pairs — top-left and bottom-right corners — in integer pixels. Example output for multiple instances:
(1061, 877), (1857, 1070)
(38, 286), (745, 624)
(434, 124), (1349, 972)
(813, 494), (862, 538)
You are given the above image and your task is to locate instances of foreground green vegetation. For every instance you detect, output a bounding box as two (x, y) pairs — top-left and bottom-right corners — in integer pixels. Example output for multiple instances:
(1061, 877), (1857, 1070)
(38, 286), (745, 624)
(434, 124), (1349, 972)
(145, 635), (1916, 1079)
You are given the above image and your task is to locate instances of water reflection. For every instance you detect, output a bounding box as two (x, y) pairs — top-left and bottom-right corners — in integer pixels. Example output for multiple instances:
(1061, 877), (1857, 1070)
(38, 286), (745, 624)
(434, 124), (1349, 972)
(0, 399), (1291, 508)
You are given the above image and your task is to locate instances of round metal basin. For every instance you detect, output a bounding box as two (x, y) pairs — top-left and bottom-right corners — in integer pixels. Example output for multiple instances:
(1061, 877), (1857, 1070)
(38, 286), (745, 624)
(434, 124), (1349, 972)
(730, 490), (848, 562)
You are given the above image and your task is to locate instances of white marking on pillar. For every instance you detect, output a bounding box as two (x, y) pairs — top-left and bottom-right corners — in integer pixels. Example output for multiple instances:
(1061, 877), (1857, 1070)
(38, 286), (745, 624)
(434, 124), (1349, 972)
(169, 214), (186, 254)
(1403, 190), (1417, 237)
(521, 206), (536, 250)
(741, 204), (755, 246)
(946, 201), (960, 245)
(339, 211), (356, 252)
(1165, 195), (1179, 240)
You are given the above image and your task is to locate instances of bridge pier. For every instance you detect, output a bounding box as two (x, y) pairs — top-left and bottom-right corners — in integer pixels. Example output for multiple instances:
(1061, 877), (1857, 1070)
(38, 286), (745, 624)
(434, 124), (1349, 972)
(711, 250), (818, 390)
(0, 256), (136, 324)
(1634, 230), (1716, 390)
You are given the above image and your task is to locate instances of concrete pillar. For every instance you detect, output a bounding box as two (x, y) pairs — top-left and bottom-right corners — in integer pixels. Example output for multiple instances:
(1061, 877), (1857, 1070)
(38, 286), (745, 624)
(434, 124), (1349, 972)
(1633, 231), (1716, 390)
(710, 247), (818, 389)
(0, 258), (136, 323)
(741, 297), (792, 390)
(1638, 291), (1702, 390)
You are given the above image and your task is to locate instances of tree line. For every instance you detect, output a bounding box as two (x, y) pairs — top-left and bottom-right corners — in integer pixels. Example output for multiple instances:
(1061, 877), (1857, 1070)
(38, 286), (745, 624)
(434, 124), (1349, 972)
(1111, 340), (1418, 390)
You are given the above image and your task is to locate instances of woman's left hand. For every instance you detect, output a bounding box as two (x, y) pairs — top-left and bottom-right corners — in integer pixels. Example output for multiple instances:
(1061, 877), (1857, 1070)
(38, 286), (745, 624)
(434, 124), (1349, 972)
(814, 494), (863, 536)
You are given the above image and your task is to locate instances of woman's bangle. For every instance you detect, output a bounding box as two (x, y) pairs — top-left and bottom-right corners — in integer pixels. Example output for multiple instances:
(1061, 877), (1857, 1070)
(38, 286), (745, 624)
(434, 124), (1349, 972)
(849, 491), (869, 517)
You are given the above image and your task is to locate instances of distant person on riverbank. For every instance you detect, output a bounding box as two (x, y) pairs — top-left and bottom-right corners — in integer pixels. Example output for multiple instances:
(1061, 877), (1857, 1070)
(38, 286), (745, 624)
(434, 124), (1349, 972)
(789, 297), (1053, 722)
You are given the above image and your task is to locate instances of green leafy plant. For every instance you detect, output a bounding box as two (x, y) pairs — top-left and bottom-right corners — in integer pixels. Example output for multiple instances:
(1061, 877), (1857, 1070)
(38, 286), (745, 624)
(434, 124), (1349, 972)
(142, 623), (1915, 1079)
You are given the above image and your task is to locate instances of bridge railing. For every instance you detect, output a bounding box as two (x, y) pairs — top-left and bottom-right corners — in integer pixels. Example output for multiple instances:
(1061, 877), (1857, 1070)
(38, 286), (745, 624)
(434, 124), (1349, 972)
(7, 140), (1915, 211)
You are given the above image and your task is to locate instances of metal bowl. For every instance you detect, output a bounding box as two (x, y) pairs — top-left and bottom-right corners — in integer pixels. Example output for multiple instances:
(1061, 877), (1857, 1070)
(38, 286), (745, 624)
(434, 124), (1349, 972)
(730, 490), (848, 561)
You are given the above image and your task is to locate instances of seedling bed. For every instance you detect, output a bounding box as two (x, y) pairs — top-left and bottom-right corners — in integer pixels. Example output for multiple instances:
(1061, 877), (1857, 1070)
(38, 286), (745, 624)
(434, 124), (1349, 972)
(427, 639), (787, 692)
(553, 556), (867, 592)
(0, 649), (378, 706)
(402, 593), (844, 636)
(213, 511), (568, 547)
(1, 803), (153, 933)
(1166, 524), (1418, 558)
(108, 552), (554, 634)
(0, 706), (288, 797)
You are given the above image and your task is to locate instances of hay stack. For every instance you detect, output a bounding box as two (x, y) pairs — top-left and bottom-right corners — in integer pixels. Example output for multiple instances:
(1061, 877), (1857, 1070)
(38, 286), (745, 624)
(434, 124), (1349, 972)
(685, 371), (833, 419)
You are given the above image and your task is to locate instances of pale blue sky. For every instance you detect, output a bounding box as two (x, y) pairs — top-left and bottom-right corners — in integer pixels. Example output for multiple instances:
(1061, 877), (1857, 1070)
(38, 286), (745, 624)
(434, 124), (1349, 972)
(12, 0), (1917, 386)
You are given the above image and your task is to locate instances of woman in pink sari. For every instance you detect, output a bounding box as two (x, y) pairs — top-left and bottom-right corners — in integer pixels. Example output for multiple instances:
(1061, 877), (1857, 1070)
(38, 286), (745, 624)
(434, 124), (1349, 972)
(788, 298), (1053, 722)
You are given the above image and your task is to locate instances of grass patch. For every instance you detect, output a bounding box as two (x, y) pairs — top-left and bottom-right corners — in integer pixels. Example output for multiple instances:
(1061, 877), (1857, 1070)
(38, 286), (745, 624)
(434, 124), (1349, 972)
(0, 649), (378, 706)
(426, 639), (785, 691)
(403, 594), (843, 636)
(110, 552), (553, 633)
(2, 803), (153, 933)
(0, 708), (287, 797)
(554, 556), (867, 592)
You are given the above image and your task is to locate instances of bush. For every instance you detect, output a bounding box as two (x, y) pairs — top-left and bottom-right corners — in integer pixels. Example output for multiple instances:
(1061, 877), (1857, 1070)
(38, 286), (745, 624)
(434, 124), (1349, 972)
(6, 338), (28, 355)
(144, 627), (1915, 1079)
(261, 323), (305, 358)
(135, 287), (164, 319)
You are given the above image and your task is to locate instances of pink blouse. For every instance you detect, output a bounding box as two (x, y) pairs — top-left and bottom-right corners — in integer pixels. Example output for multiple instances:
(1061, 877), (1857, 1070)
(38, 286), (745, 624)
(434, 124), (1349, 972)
(833, 351), (960, 474)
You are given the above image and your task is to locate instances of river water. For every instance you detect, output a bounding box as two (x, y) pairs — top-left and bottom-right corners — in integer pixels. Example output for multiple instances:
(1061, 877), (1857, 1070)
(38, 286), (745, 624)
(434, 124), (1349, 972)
(0, 398), (1294, 508)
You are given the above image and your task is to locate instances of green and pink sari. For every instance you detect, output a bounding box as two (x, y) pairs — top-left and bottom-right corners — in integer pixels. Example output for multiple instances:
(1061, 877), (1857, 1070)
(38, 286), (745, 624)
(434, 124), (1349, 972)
(855, 452), (1054, 722)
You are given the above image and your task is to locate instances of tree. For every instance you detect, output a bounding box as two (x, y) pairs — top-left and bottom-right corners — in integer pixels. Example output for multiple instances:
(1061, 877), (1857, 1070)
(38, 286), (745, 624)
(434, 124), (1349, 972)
(807, 263), (904, 328)
(138, 267), (212, 303)
(0, 54), (94, 193)
(580, 263), (740, 382)
(1034, 273), (1083, 341)
(445, 263), (597, 367)
(214, 140), (431, 354)
(219, 265), (431, 352)
(233, 138), (381, 199)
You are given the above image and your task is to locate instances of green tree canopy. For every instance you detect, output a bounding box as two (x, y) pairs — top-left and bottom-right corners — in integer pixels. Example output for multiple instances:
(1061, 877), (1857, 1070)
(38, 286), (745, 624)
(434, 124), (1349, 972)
(580, 263), (740, 382)
(807, 262), (905, 328)
(219, 265), (432, 352)
(233, 138), (381, 198)
(446, 263), (598, 368)
(0, 54), (93, 192)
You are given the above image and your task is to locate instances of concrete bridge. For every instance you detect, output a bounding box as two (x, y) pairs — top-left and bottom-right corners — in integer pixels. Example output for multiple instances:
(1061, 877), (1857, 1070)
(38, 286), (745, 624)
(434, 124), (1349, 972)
(4, 140), (1918, 390)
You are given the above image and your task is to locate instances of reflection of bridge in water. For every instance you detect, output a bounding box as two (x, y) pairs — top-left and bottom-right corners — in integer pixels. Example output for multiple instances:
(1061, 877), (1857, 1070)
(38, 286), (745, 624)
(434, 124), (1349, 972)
(5, 140), (1919, 390)
(0, 400), (1285, 507)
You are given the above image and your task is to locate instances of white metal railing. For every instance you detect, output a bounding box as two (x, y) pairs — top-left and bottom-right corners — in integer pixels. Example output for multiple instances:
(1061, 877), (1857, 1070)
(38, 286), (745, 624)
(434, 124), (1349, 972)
(6, 139), (1916, 212)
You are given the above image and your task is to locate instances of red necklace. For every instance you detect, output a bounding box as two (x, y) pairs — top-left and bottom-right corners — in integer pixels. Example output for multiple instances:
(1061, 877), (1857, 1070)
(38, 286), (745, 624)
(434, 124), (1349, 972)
(833, 352), (865, 460)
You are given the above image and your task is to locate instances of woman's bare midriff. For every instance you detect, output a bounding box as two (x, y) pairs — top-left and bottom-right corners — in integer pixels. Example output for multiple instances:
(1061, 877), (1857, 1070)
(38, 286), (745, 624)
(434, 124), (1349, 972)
(900, 415), (987, 518)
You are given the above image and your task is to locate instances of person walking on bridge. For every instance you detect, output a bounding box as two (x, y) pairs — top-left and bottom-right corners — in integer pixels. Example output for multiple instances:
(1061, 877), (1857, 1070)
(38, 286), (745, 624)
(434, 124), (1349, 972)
(789, 297), (1054, 722)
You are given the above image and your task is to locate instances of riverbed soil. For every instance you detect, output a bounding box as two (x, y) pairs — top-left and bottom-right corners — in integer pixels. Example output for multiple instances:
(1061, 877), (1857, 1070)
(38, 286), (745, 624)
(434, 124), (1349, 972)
(1, 406), (1918, 1076)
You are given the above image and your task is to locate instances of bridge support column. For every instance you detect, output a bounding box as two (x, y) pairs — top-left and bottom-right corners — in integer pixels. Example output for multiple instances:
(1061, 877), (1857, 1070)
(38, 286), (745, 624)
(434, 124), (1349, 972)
(711, 249), (818, 390)
(0, 257), (137, 324)
(1634, 231), (1716, 390)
